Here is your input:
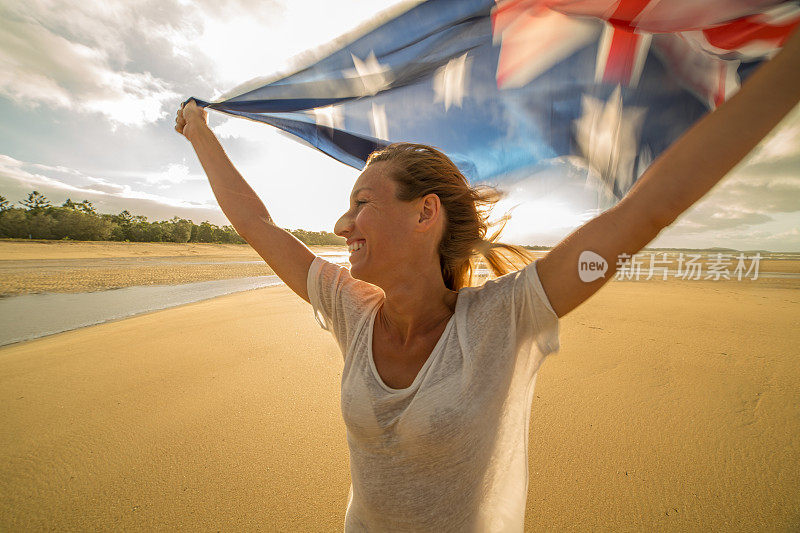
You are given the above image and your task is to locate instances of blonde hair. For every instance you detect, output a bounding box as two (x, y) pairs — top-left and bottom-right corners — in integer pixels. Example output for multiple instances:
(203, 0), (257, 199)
(365, 143), (536, 290)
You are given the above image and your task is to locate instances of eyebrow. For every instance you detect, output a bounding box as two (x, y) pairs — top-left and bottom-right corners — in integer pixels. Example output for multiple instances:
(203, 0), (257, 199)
(350, 187), (373, 200)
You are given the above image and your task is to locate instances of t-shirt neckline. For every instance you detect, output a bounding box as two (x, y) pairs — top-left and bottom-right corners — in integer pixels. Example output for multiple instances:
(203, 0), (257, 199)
(367, 293), (462, 394)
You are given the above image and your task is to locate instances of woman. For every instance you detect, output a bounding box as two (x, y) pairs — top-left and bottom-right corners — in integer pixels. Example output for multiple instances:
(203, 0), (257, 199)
(175, 26), (799, 532)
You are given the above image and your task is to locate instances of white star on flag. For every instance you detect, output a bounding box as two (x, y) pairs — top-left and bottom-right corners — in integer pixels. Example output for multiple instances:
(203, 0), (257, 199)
(433, 53), (472, 110)
(573, 85), (646, 200)
(348, 51), (393, 96)
(370, 103), (388, 139)
(312, 105), (343, 130)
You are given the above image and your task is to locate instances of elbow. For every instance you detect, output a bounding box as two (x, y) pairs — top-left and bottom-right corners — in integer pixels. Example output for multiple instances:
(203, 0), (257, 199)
(235, 215), (274, 241)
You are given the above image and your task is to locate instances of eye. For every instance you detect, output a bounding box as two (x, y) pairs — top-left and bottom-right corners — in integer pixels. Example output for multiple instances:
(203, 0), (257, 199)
(355, 200), (367, 206)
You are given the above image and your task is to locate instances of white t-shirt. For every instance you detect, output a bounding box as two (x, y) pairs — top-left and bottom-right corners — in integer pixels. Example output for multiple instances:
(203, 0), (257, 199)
(306, 255), (560, 532)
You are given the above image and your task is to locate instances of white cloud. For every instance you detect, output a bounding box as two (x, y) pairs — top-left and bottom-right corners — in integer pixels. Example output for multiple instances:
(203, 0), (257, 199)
(81, 71), (178, 128)
(728, 227), (800, 242)
(212, 116), (279, 144)
(0, 3), (179, 127)
(650, 215), (800, 251)
(663, 168), (800, 236)
(0, 0), (421, 129)
(138, 163), (206, 188)
(0, 154), (83, 193)
(746, 104), (800, 165)
(179, 0), (418, 92)
(748, 124), (800, 164)
(0, 154), (215, 210)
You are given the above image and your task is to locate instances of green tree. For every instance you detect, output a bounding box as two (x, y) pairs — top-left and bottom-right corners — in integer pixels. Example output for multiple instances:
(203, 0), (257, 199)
(168, 217), (192, 243)
(113, 210), (134, 225)
(27, 211), (55, 239)
(109, 224), (126, 241)
(0, 197), (281, 244)
(197, 221), (214, 242)
(20, 191), (52, 211)
(76, 200), (97, 215)
(126, 222), (151, 242)
(49, 207), (113, 240)
(0, 208), (29, 238)
(189, 223), (199, 242)
(287, 228), (345, 245)
(108, 210), (133, 240)
(212, 225), (246, 244)
(146, 222), (166, 242)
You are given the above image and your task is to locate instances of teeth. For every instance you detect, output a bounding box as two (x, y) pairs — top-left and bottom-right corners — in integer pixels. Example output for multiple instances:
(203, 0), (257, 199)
(349, 241), (365, 253)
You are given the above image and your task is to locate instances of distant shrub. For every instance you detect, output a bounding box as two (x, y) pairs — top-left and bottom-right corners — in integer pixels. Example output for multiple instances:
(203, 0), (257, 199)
(0, 190), (350, 246)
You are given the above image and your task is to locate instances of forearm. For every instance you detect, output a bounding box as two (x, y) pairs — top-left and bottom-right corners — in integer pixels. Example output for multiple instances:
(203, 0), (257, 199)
(625, 26), (800, 229)
(187, 123), (274, 232)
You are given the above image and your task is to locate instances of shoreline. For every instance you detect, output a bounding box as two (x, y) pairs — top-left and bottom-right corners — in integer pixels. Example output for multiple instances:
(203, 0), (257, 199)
(0, 275), (284, 348)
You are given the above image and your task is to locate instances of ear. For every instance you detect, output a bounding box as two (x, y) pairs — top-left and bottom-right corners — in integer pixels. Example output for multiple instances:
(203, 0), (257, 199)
(415, 193), (442, 232)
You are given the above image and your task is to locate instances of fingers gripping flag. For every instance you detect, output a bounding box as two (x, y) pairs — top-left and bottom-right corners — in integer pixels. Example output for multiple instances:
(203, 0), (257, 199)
(187, 0), (799, 208)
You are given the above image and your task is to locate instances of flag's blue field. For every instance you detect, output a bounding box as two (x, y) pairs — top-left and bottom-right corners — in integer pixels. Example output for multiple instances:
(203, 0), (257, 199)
(189, 0), (799, 208)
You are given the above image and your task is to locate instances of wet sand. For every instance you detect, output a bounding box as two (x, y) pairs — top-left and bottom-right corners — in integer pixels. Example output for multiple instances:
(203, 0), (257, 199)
(0, 241), (343, 296)
(0, 252), (798, 530)
(0, 240), (272, 260)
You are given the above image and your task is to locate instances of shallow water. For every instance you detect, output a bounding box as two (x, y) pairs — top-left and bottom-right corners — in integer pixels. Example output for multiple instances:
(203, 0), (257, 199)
(0, 275), (284, 347)
(0, 252), (356, 347)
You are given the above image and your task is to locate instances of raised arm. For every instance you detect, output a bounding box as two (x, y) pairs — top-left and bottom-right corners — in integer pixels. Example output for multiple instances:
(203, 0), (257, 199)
(537, 25), (800, 319)
(175, 100), (315, 303)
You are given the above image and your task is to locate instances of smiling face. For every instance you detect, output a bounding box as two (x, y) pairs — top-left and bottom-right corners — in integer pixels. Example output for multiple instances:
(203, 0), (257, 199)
(334, 161), (444, 287)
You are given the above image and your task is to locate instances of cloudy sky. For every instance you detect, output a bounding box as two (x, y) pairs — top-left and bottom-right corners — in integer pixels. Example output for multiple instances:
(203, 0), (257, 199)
(1, 0), (798, 251)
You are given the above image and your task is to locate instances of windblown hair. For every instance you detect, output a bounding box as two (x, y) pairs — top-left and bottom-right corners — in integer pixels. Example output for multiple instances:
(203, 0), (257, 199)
(365, 143), (536, 291)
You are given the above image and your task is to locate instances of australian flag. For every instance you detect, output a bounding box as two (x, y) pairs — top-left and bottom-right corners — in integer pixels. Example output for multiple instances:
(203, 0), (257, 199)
(189, 0), (799, 209)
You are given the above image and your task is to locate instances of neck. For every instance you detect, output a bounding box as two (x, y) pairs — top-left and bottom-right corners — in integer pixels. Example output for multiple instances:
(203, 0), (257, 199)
(376, 261), (459, 345)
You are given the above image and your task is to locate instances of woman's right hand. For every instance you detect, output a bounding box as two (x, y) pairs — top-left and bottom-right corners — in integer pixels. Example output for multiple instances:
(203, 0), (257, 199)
(175, 99), (208, 142)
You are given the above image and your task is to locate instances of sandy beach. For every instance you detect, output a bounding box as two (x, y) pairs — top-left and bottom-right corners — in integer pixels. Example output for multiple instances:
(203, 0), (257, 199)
(1, 241), (799, 530)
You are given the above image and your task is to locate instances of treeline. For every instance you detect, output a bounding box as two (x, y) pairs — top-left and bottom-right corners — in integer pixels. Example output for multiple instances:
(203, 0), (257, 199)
(0, 191), (345, 246)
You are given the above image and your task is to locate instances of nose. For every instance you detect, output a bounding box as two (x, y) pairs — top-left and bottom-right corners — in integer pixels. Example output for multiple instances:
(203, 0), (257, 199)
(334, 209), (353, 238)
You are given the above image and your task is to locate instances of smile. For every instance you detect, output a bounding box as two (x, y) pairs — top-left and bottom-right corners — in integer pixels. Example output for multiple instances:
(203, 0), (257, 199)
(348, 240), (365, 253)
